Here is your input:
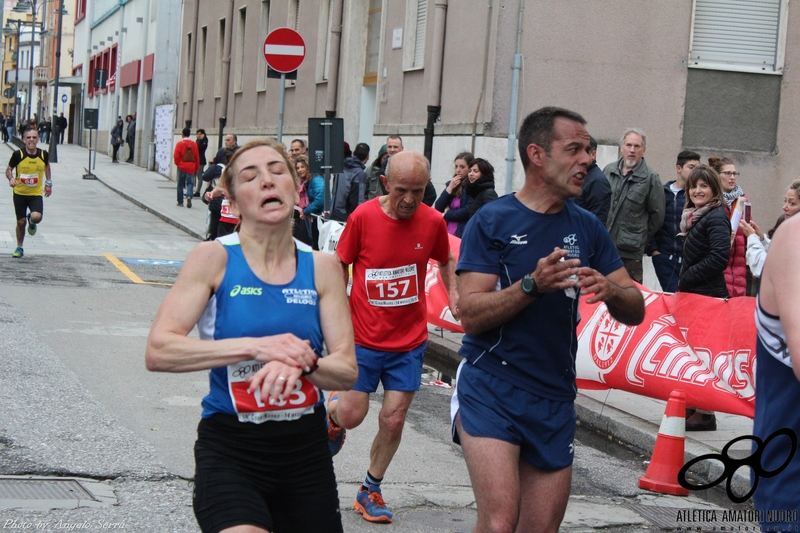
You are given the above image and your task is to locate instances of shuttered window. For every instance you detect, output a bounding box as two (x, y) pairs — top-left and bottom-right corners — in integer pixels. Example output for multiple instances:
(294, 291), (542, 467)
(689, 0), (788, 74)
(412, 0), (427, 68)
(323, 0), (333, 80)
(403, 0), (428, 71)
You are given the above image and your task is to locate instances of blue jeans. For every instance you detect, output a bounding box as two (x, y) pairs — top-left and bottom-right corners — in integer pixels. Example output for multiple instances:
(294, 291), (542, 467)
(177, 170), (194, 204)
(652, 253), (682, 293)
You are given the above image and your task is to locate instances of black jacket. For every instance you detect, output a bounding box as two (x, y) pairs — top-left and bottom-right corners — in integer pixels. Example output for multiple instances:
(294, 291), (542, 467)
(467, 177), (498, 218)
(196, 136), (208, 166)
(678, 205), (730, 298)
(573, 161), (610, 224)
(647, 181), (686, 257)
(435, 181), (473, 238)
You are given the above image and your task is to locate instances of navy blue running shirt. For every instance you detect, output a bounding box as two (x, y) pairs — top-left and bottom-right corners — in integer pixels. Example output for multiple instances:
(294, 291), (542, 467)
(457, 195), (623, 401)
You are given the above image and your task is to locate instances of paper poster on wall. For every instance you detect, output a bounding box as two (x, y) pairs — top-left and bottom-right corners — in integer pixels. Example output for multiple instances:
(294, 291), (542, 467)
(154, 104), (174, 177)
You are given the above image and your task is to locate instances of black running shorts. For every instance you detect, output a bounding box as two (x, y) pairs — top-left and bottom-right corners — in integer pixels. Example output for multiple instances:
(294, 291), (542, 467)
(193, 408), (343, 533)
(13, 194), (43, 221)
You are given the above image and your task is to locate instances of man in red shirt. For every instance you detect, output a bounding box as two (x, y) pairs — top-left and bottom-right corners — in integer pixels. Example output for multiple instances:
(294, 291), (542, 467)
(328, 151), (458, 523)
(173, 127), (200, 207)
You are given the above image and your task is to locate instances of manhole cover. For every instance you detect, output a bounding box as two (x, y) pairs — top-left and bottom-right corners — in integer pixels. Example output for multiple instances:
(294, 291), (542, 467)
(0, 478), (95, 500)
(0, 476), (116, 510)
(626, 503), (760, 531)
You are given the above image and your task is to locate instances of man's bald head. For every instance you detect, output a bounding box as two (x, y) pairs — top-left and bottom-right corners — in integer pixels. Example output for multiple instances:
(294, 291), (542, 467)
(381, 151), (430, 220)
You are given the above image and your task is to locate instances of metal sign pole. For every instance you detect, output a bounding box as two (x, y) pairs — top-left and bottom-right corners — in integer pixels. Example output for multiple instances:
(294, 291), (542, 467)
(323, 120), (332, 212)
(277, 73), (286, 143)
(88, 129), (92, 175)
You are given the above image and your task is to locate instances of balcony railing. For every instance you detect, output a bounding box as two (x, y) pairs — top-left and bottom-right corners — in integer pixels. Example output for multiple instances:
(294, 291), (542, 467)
(34, 65), (50, 85)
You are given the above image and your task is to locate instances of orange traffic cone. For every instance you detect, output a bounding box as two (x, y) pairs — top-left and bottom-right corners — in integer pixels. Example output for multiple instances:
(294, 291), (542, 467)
(638, 389), (690, 496)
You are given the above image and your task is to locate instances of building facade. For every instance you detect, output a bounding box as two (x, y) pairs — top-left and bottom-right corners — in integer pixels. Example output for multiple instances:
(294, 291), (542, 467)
(72, 0), (182, 165)
(177, 0), (796, 217)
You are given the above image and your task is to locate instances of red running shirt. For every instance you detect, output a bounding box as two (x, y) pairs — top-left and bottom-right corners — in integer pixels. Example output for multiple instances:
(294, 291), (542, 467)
(337, 198), (450, 352)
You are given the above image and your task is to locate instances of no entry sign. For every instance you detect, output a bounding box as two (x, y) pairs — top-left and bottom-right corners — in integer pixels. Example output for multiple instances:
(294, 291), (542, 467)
(263, 28), (306, 73)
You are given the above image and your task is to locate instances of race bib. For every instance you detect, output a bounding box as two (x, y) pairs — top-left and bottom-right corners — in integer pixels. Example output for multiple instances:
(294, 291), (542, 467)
(365, 264), (419, 307)
(227, 360), (320, 423)
(20, 173), (39, 186)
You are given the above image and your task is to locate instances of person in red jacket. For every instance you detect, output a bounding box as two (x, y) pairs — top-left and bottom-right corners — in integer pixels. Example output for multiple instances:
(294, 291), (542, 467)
(173, 127), (200, 208)
(709, 157), (747, 297)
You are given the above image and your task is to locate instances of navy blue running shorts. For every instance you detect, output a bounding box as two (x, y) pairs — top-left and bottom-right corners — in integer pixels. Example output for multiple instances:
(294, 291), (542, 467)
(193, 408), (343, 533)
(452, 360), (576, 471)
(353, 342), (426, 393)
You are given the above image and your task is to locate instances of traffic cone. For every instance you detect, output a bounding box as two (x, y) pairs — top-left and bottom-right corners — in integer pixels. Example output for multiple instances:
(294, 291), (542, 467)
(638, 389), (690, 496)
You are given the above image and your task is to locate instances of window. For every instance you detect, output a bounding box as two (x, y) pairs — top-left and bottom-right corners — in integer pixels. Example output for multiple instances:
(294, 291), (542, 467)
(289, 0), (300, 31)
(234, 7), (246, 93)
(316, 0), (333, 82)
(689, 0), (789, 74)
(110, 44), (117, 92)
(403, 0), (427, 71)
(75, 0), (87, 23)
(257, 0), (271, 91)
(185, 32), (192, 100)
(215, 19), (226, 97)
(198, 27), (207, 100)
(364, 0), (381, 85)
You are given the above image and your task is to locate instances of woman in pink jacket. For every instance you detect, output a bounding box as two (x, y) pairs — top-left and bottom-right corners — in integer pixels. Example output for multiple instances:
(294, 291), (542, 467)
(709, 157), (747, 298)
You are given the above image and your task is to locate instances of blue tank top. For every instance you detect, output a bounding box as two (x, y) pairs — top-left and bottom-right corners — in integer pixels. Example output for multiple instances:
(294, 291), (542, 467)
(752, 295), (800, 529)
(198, 234), (324, 421)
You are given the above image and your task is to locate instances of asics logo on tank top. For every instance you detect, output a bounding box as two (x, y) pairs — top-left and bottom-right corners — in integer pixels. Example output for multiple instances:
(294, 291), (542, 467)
(282, 288), (318, 306)
(230, 285), (263, 297)
(510, 234), (528, 245)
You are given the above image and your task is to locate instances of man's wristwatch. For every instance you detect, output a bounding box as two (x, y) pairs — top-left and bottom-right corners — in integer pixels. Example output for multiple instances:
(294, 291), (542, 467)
(521, 274), (543, 298)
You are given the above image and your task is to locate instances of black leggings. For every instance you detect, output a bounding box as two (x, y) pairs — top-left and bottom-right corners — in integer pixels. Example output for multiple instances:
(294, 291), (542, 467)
(112, 142), (121, 161)
(193, 409), (343, 533)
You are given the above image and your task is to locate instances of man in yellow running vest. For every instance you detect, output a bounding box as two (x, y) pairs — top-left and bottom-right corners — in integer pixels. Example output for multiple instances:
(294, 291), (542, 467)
(6, 129), (52, 258)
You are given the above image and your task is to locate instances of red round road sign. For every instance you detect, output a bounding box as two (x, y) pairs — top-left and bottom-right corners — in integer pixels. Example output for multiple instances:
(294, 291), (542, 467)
(263, 28), (306, 73)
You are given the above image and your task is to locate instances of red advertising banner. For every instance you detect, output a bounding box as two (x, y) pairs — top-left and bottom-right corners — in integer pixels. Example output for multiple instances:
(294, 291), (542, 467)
(576, 286), (756, 418)
(424, 236), (757, 418)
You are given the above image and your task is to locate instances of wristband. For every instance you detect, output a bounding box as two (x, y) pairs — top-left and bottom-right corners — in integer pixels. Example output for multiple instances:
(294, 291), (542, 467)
(301, 359), (319, 376)
(45, 180), (53, 187)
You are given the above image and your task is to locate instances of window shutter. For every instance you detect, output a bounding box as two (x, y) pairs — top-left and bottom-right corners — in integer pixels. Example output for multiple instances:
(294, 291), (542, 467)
(413, 0), (427, 69)
(690, 0), (784, 73)
(323, 0), (333, 80)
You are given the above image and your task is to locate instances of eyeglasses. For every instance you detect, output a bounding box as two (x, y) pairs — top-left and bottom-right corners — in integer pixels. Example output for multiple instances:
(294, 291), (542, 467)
(719, 171), (740, 177)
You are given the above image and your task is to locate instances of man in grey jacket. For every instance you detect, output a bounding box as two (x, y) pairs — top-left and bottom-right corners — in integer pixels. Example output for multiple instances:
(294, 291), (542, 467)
(603, 128), (665, 283)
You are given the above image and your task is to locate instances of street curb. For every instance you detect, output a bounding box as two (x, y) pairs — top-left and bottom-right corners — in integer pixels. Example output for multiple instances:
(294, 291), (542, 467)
(93, 174), (205, 241)
(425, 335), (751, 496)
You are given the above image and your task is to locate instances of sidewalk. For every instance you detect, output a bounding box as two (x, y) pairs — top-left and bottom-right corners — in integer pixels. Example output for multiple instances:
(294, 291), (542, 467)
(60, 141), (753, 491)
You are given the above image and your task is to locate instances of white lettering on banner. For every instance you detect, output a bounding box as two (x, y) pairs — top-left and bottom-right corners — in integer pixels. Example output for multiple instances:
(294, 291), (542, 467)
(425, 263), (439, 293)
(365, 264), (419, 307)
(622, 317), (755, 400)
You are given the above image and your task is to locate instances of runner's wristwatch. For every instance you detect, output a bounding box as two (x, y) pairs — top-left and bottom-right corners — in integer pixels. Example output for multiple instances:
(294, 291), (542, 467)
(521, 274), (543, 298)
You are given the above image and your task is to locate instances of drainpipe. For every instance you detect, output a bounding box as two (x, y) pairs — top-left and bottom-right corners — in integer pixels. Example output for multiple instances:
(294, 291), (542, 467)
(504, 0), (524, 194)
(218, 0), (234, 143)
(324, 0), (343, 118)
(471, 0), (493, 154)
(424, 0), (447, 163)
(184, 0), (200, 129)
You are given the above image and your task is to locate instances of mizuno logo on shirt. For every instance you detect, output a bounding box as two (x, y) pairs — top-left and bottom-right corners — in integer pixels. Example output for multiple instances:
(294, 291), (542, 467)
(230, 285), (262, 297)
(510, 234), (528, 245)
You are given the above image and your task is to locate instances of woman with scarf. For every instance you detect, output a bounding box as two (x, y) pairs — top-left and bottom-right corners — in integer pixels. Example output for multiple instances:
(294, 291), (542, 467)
(678, 165), (731, 432)
(465, 158), (498, 221)
(110, 118), (125, 163)
(709, 157), (747, 297)
(434, 152), (474, 237)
